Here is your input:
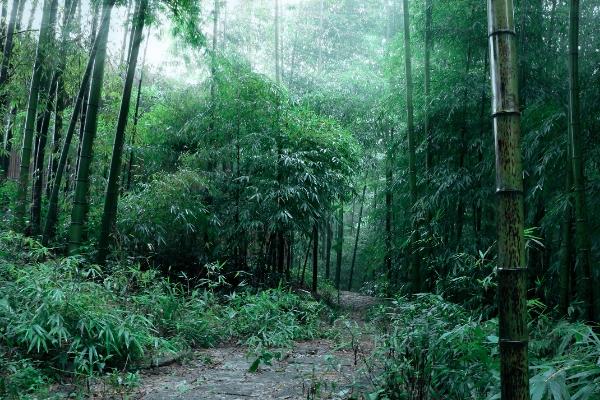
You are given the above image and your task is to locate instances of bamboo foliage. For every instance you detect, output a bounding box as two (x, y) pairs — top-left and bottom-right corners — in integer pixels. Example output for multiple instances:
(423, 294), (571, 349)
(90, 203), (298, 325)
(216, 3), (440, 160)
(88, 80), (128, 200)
(487, 0), (529, 398)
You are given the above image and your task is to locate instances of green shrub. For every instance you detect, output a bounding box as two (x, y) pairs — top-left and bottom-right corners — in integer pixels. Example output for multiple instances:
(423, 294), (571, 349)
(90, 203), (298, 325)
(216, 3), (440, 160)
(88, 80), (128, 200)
(377, 294), (498, 399)
(117, 170), (211, 267)
(0, 257), (167, 376)
(0, 358), (51, 400)
(225, 288), (325, 349)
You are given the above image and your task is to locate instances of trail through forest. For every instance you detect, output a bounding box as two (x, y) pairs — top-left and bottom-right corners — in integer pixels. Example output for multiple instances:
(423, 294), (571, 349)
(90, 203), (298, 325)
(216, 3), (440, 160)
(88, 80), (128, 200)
(132, 291), (378, 400)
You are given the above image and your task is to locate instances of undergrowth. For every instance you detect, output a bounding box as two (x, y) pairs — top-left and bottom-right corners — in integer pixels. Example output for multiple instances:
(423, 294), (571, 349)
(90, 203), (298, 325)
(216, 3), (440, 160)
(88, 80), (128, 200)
(374, 294), (600, 400)
(0, 232), (327, 398)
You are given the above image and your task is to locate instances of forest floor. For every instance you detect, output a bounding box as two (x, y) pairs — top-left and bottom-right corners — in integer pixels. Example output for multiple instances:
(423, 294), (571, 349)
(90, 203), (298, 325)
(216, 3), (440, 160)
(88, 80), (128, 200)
(115, 291), (380, 400)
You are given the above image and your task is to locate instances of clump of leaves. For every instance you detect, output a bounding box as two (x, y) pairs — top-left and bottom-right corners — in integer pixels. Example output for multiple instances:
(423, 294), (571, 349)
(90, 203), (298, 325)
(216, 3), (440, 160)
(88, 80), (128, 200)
(225, 288), (325, 349)
(377, 294), (498, 399)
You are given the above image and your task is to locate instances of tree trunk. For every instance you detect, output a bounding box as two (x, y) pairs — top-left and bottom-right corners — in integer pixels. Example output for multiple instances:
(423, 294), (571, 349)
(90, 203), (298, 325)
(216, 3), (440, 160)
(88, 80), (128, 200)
(96, 0), (146, 264)
(385, 127), (393, 289)
(124, 30), (149, 190)
(424, 0), (432, 174)
(559, 150), (573, 316)
(0, 0), (20, 178)
(68, 0), (113, 255)
(567, 0), (594, 321)
(348, 180), (367, 291)
(311, 222), (318, 293)
(42, 29), (101, 244)
(14, 0), (57, 232)
(25, 0), (37, 31)
(325, 219), (332, 280)
(401, 0), (420, 292)
(31, 0), (76, 235)
(118, 0), (133, 67)
(299, 235), (312, 285)
(30, 73), (58, 235)
(75, 1), (99, 176)
(488, 0), (529, 398)
(335, 205), (343, 290)
(15, 0), (24, 29)
(274, 0), (280, 83)
(1, 0), (8, 37)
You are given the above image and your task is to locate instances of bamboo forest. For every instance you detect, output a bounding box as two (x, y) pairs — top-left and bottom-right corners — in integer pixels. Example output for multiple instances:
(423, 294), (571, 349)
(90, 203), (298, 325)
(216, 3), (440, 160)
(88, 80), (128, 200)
(0, 0), (599, 398)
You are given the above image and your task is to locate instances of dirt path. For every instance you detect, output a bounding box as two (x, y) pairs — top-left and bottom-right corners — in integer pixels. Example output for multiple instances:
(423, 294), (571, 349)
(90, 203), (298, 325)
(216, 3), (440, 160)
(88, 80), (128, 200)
(131, 291), (379, 400)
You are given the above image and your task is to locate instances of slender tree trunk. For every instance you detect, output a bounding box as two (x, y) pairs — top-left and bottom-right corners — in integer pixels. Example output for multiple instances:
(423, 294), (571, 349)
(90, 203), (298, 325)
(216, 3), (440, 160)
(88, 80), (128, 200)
(15, 0), (24, 28)
(31, 0), (76, 235)
(311, 222), (318, 293)
(455, 39), (473, 245)
(68, 0), (113, 255)
(325, 219), (332, 279)
(75, 1), (99, 176)
(30, 73), (58, 234)
(348, 180), (367, 291)
(385, 127), (393, 289)
(275, 0), (280, 83)
(1, 0), (7, 36)
(26, 0), (38, 31)
(96, 0), (146, 264)
(488, 0), (529, 398)
(299, 235), (312, 285)
(42, 30), (101, 243)
(14, 0), (56, 232)
(124, 30), (149, 190)
(559, 142), (574, 316)
(210, 0), (219, 118)
(424, 0), (432, 173)
(335, 205), (343, 290)
(402, 0), (420, 292)
(0, 0), (18, 99)
(118, 0), (132, 67)
(2, 106), (15, 177)
(567, 0), (594, 321)
(0, 0), (19, 178)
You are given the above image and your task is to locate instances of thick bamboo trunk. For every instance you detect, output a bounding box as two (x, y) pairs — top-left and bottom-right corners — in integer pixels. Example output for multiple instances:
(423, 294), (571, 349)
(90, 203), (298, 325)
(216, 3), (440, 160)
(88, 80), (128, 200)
(68, 0), (113, 255)
(14, 0), (57, 232)
(487, 0), (529, 397)
(567, 0), (594, 321)
(97, 0), (146, 264)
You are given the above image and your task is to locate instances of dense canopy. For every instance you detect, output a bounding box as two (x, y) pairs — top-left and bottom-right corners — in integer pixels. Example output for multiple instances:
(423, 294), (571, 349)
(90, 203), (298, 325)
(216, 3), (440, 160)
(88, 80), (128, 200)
(0, 0), (599, 398)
